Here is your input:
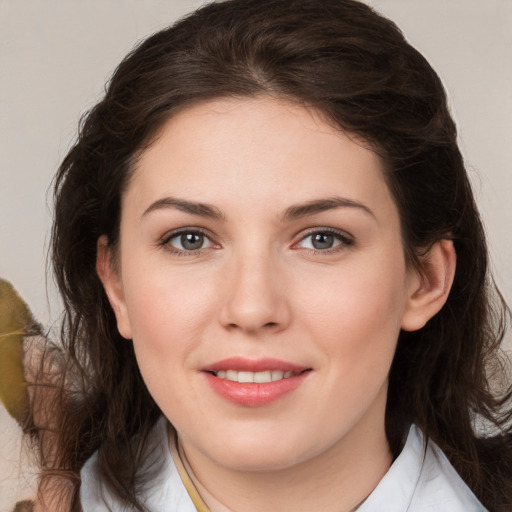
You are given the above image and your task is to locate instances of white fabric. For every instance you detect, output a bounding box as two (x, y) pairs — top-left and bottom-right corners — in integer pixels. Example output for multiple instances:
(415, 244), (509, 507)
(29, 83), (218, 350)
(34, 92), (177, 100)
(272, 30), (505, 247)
(80, 419), (487, 511)
(358, 425), (486, 512)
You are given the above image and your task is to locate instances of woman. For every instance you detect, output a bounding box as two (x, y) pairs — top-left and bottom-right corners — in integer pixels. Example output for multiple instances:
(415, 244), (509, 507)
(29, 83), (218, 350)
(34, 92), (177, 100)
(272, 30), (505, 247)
(25, 0), (511, 510)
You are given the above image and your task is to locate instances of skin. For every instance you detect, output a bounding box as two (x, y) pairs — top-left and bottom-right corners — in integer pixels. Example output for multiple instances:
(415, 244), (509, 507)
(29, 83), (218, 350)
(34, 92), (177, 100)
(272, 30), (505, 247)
(97, 96), (455, 511)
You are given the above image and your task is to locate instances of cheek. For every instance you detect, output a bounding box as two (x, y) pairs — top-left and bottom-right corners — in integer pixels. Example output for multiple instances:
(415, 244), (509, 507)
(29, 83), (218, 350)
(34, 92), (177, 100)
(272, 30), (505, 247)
(291, 259), (407, 432)
(121, 270), (218, 421)
(120, 263), (217, 373)
(296, 255), (408, 366)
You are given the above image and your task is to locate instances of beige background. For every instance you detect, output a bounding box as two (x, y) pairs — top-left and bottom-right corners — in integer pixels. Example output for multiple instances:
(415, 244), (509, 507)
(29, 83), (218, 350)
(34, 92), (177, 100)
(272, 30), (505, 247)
(1, 1), (511, 509)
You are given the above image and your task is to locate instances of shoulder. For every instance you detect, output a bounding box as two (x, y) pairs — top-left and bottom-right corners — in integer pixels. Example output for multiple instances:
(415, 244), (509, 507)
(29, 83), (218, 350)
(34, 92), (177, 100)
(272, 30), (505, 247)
(80, 417), (196, 512)
(359, 425), (487, 512)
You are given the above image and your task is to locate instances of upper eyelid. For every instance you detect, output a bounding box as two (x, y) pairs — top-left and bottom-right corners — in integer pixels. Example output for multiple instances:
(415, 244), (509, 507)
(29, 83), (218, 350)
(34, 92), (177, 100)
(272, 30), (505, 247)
(296, 227), (354, 241)
(158, 226), (354, 250)
(160, 228), (218, 255)
(161, 226), (214, 243)
(292, 228), (354, 251)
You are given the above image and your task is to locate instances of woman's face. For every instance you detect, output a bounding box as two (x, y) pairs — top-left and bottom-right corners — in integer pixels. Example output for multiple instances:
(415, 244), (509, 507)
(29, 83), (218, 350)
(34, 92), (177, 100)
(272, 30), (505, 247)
(101, 97), (422, 473)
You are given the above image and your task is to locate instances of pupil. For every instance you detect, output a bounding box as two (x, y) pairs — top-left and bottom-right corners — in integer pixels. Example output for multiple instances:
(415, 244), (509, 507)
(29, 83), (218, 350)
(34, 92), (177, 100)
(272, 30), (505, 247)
(312, 233), (333, 250)
(181, 233), (203, 250)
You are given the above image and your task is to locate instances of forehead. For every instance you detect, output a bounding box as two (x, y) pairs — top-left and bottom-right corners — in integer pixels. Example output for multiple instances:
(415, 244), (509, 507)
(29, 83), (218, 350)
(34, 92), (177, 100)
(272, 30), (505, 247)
(125, 96), (395, 221)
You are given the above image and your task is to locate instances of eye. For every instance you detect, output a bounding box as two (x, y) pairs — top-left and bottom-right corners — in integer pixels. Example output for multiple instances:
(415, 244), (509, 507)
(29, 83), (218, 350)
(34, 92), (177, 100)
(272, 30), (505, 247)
(164, 230), (215, 253)
(295, 229), (353, 252)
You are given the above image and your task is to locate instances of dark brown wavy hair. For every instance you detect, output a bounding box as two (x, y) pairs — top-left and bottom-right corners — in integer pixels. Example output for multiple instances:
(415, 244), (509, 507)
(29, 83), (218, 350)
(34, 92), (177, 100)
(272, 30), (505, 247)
(29, 0), (512, 510)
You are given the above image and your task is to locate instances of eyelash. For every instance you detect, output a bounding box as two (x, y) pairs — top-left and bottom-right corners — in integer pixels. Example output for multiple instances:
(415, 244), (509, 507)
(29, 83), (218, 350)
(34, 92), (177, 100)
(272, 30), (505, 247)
(159, 227), (354, 256)
(294, 228), (354, 255)
(160, 228), (216, 256)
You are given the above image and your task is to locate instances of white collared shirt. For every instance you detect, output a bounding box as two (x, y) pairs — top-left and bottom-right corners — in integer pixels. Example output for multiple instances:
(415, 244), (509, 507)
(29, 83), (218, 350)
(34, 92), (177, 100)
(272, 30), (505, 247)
(80, 419), (487, 511)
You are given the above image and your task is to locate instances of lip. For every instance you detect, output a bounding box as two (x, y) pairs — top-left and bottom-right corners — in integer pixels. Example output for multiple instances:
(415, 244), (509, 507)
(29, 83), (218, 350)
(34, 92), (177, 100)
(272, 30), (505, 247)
(201, 357), (311, 407)
(201, 357), (309, 373)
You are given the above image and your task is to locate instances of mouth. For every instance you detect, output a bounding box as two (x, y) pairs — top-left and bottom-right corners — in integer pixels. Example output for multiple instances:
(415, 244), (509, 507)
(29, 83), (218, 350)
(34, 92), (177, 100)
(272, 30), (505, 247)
(201, 357), (312, 407)
(211, 369), (306, 383)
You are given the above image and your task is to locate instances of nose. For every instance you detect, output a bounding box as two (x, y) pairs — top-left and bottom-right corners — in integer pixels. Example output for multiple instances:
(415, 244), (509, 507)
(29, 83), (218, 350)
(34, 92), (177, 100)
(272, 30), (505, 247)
(218, 249), (291, 335)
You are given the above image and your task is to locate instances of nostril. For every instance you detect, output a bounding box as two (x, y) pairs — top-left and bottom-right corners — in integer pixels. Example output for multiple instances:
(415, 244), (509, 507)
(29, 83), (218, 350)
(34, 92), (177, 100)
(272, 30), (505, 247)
(225, 321), (280, 333)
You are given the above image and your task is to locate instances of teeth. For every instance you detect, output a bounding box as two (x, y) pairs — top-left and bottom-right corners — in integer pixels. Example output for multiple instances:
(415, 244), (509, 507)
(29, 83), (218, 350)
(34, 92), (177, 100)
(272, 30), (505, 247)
(271, 370), (284, 381)
(238, 371), (254, 383)
(214, 370), (298, 383)
(254, 371), (271, 383)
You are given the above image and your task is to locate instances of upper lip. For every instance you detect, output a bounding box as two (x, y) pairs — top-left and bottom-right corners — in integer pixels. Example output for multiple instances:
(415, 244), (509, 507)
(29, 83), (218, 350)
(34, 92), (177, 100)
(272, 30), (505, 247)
(201, 357), (310, 373)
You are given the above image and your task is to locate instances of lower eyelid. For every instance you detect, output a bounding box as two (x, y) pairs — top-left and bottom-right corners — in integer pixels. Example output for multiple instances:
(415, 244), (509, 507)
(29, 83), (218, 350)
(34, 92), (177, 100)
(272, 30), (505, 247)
(161, 229), (215, 251)
(159, 228), (352, 254)
(295, 230), (354, 249)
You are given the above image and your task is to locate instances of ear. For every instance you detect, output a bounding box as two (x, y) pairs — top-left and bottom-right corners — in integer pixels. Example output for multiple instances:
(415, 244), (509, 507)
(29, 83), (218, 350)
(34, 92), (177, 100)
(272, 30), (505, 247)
(96, 235), (132, 339)
(401, 239), (456, 332)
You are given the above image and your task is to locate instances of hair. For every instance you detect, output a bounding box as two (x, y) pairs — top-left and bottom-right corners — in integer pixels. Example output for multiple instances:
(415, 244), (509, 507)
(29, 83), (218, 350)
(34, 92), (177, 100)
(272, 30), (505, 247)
(29, 0), (511, 510)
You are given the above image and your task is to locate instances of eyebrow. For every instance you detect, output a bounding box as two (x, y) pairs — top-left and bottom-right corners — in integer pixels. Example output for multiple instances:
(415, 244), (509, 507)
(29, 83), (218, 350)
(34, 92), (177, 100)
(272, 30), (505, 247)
(142, 197), (225, 220)
(281, 196), (375, 221)
(142, 195), (374, 222)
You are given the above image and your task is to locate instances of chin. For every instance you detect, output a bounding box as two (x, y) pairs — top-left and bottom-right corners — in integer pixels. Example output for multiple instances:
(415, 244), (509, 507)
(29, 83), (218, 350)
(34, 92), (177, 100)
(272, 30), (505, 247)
(201, 427), (327, 473)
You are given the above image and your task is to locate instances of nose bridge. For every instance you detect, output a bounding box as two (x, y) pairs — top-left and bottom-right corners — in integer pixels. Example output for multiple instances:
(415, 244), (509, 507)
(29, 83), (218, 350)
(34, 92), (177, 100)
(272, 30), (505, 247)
(219, 241), (290, 334)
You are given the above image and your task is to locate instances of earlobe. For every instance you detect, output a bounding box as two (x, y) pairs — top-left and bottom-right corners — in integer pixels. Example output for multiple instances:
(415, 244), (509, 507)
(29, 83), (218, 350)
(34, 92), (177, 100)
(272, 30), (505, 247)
(96, 236), (132, 339)
(401, 239), (456, 332)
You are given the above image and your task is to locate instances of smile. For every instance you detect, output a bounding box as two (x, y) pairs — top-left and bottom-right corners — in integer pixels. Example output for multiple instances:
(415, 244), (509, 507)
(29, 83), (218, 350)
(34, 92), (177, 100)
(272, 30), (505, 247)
(202, 358), (311, 407)
(214, 370), (301, 383)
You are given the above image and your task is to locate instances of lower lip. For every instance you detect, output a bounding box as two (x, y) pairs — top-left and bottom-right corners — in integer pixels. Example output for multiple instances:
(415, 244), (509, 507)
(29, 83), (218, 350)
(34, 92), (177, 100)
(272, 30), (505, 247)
(204, 371), (310, 407)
